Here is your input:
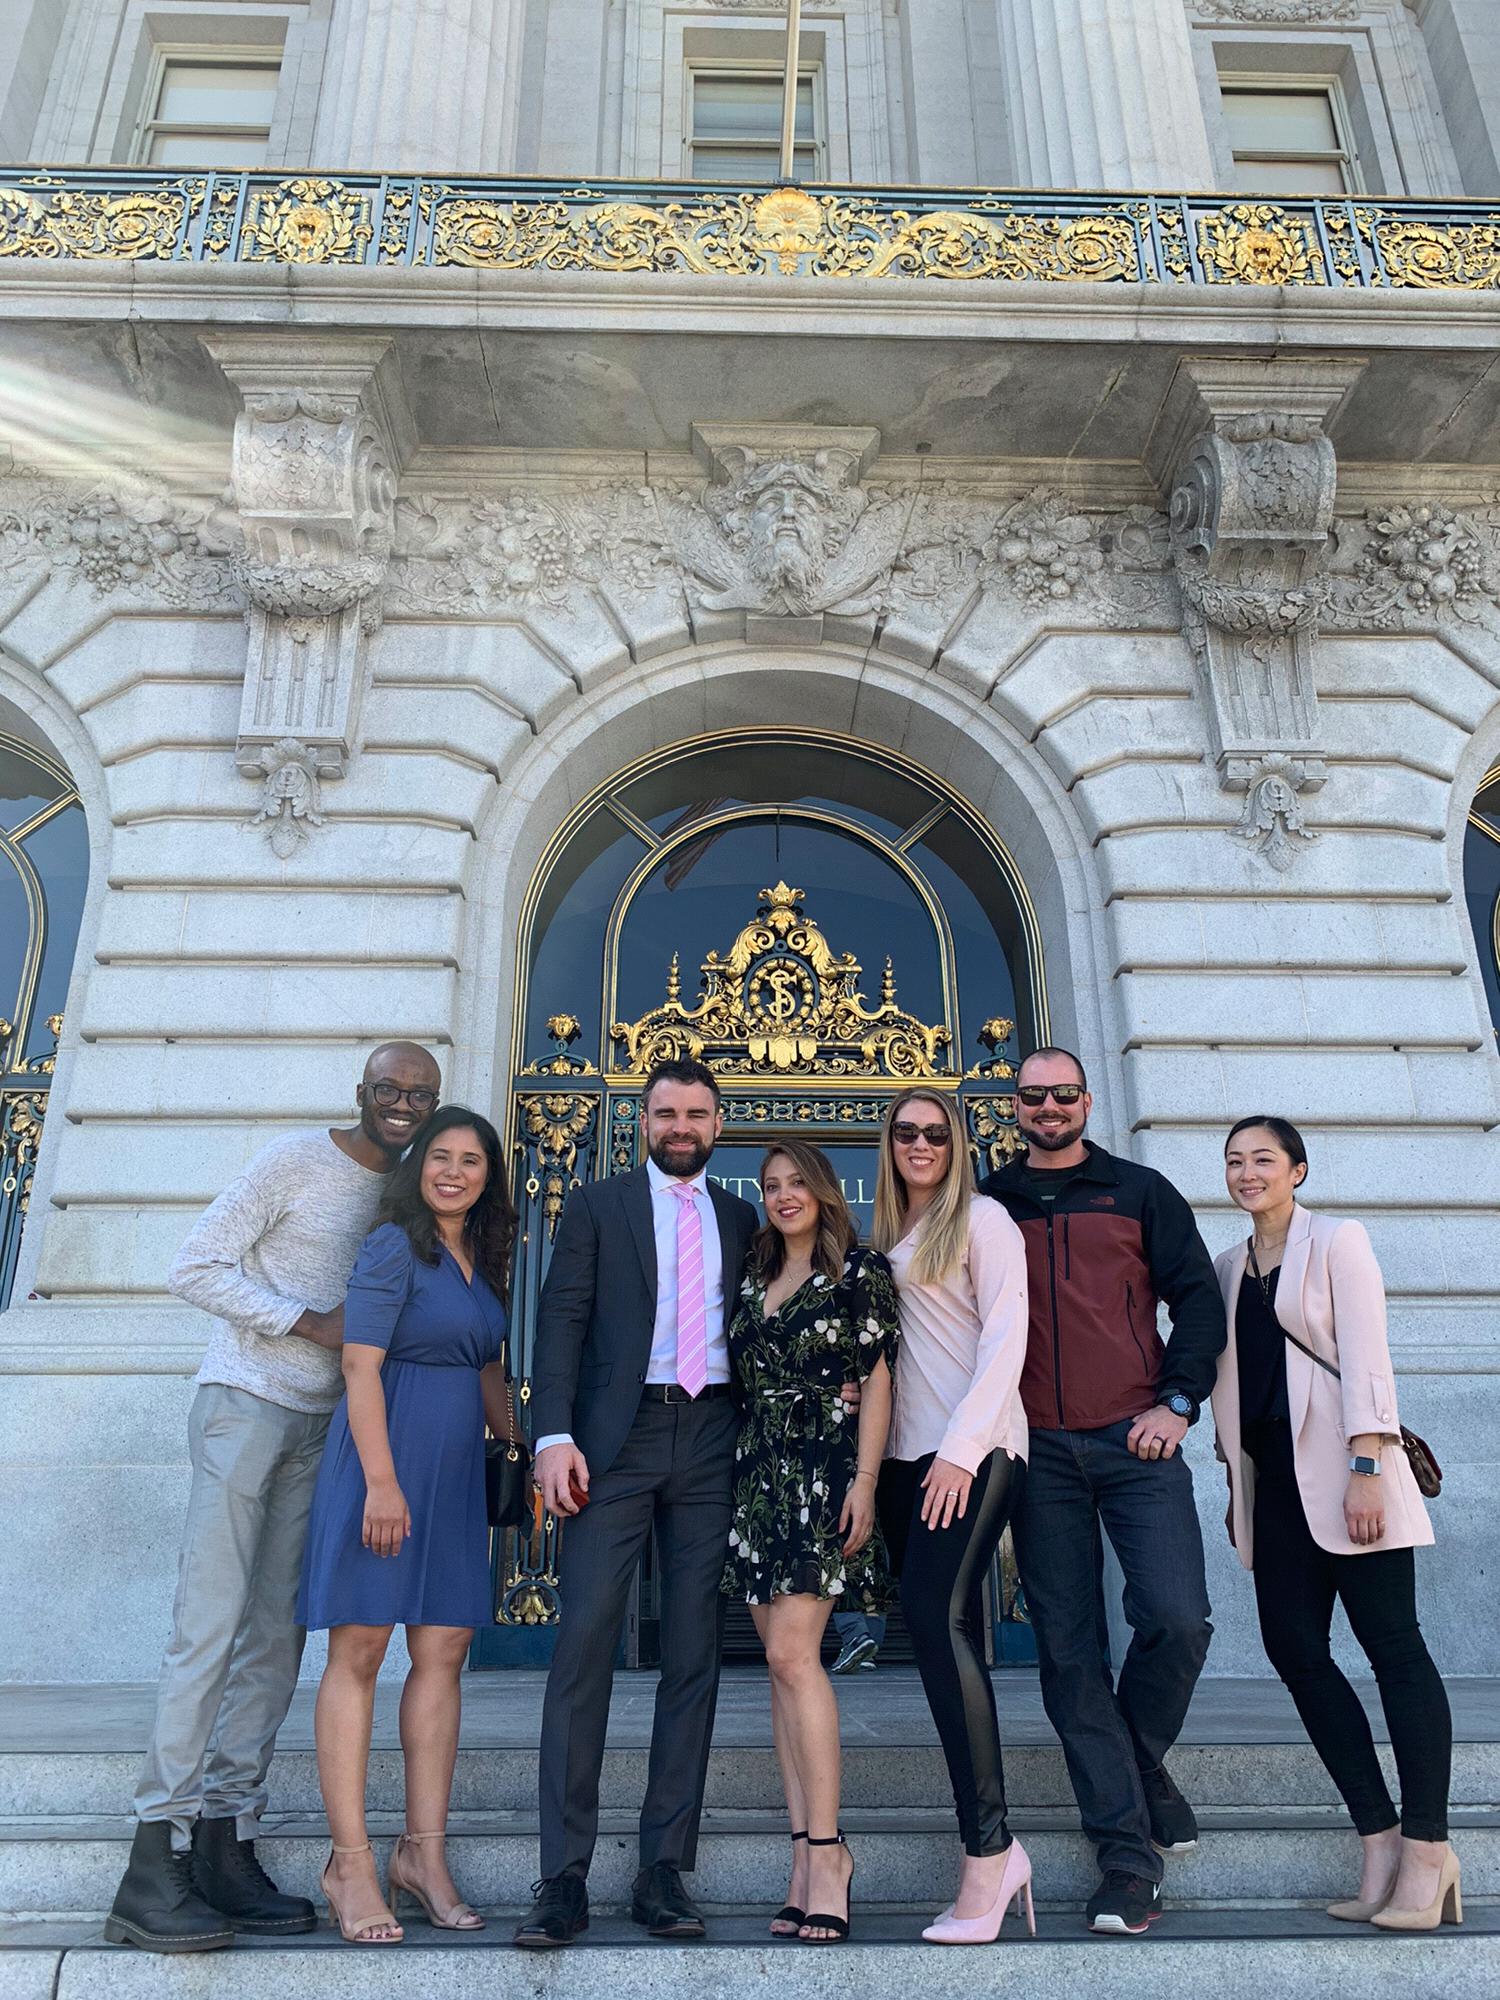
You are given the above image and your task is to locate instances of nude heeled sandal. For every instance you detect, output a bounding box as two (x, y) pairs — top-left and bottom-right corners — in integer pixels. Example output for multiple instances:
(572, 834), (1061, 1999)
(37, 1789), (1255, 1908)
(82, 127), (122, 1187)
(387, 1830), (486, 1931)
(321, 1842), (403, 1945)
(1370, 1850), (1463, 1932)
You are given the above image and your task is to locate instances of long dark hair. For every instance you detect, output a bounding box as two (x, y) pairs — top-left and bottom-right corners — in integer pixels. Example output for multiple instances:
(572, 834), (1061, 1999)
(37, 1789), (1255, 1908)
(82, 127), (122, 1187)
(377, 1104), (516, 1294)
(749, 1141), (856, 1285)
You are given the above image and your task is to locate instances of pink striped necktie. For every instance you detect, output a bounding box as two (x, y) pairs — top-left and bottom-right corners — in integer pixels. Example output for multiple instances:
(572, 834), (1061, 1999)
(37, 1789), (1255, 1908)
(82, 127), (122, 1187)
(672, 1182), (709, 1398)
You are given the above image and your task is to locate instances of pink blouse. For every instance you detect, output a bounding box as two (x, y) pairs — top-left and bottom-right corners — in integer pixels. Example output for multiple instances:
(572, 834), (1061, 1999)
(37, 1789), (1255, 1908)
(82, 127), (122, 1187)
(884, 1195), (1030, 1474)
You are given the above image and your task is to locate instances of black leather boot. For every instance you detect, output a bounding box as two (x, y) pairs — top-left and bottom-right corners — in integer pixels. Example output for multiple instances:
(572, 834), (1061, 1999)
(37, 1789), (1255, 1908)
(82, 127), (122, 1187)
(191, 1815), (316, 1934)
(103, 1821), (235, 1953)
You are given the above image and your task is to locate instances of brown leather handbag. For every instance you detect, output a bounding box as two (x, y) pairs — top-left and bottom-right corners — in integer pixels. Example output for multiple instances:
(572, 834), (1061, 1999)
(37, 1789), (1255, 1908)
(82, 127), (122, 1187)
(1278, 1321), (1441, 1500)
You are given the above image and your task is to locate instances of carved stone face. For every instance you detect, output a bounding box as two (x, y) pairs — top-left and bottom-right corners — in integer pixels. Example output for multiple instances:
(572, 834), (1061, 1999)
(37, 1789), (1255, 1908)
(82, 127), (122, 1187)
(733, 466), (841, 608)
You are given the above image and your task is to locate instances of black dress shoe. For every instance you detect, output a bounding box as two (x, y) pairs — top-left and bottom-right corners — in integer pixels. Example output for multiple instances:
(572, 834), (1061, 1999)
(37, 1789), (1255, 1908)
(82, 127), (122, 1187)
(513, 1874), (589, 1949)
(103, 1821), (234, 1954)
(190, 1816), (316, 1934)
(631, 1862), (706, 1938)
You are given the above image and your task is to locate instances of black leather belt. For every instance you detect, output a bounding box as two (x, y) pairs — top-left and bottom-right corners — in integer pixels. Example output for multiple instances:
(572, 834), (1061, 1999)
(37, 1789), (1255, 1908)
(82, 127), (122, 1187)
(639, 1382), (735, 1404)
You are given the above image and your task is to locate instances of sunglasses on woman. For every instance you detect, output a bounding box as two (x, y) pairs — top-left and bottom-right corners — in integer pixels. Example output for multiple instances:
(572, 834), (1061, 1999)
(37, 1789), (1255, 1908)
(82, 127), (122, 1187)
(891, 1121), (953, 1147)
(1016, 1084), (1085, 1107)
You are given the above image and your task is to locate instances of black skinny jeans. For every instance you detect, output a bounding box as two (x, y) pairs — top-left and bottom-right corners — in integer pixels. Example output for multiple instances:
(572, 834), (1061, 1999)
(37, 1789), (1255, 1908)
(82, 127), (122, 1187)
(879, 1449), (1023, 1856)
(1246, 1419), (1451, 1842)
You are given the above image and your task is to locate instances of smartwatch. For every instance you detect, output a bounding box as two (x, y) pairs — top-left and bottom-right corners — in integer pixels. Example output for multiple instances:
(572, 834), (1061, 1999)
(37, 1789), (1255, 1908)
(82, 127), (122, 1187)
(1165, 1392), (1198, 1424)
(1349, 1455), (1382, 1477)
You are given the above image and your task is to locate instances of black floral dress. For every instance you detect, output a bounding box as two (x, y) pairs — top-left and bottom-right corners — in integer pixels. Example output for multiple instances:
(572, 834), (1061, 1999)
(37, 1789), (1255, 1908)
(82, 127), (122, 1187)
(722, 1246), (902, 1608)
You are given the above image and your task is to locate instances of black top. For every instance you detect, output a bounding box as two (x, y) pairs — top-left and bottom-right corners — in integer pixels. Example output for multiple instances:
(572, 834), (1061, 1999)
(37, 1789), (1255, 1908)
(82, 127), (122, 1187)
(1236, 1259), (1290, 1427)
(1020, 1160), (1087, 1206)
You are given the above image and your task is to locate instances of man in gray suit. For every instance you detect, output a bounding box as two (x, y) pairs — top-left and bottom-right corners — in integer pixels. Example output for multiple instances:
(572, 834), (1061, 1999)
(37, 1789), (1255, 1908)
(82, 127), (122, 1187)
(514, 1058), (758, 1948)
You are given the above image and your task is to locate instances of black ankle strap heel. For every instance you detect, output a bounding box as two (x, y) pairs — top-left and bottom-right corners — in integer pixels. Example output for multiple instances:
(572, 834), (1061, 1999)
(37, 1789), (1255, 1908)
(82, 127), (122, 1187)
(801, 1833), (853, 1945)
(771, 1831), (810, 1935)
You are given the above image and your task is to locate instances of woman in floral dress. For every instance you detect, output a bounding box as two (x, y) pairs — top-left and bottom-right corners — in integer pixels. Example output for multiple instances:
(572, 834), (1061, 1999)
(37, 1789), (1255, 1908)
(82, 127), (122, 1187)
(723, 1140), (900, 1946)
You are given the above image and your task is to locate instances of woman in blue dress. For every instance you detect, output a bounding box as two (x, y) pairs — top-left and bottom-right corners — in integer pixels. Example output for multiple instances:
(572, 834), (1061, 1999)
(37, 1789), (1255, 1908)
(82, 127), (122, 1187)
(298, 1105), (517, 1945)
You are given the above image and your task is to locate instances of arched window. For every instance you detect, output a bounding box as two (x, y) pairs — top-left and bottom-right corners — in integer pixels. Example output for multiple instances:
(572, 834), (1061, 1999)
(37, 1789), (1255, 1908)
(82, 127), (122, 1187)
(1466, 765), (1500, 1048)
(484, 729), (1047, 1665)
(1, 733), (88, 1306)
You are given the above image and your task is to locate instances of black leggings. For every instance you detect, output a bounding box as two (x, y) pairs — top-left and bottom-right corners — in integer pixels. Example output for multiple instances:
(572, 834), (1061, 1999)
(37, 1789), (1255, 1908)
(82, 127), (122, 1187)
(879, 1450), (1023, 1856)
(1247, 1420), (1451, 1842)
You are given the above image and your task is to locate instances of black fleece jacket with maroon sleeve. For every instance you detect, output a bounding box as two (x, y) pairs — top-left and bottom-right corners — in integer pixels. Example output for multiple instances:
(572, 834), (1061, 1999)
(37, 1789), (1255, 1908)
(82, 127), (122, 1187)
(979, 1141), (1226, 1433)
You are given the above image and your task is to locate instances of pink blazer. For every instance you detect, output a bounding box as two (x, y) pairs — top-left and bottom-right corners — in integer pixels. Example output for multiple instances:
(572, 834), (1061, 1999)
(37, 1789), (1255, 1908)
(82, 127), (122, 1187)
(1211, 1204), (1432, 1568)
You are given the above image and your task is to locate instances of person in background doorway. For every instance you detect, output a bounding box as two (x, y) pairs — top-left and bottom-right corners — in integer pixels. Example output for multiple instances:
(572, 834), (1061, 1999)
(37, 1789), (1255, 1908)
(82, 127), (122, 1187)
(724, 1140), (899, 1943)
(830, 1609), (885, 1674)
(105, 1043), (441, 1956)
(1214, 1116), (1457, 1933)
(873, 1091), (1033, 1947)
(299, 1106), (516, 1945)
(981, 1048), (1224, 1938)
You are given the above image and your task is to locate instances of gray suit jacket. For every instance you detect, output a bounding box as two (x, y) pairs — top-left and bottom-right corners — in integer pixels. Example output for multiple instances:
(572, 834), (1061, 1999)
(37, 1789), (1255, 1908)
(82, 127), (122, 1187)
(531, 1165), (759, 1477)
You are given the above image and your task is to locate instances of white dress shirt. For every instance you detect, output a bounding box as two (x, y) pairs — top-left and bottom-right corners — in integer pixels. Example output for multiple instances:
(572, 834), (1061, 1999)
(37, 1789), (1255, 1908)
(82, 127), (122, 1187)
(535, 1157), (730, 1453)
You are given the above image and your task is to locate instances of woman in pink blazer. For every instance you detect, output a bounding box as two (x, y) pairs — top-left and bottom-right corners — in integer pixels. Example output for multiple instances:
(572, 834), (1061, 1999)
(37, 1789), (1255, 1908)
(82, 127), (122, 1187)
(1212, 1117), (1457, 1933)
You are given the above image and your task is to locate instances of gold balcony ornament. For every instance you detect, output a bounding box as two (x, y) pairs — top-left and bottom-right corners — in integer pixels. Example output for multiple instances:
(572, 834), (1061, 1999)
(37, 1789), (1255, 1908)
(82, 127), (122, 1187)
(1196, 202), (1325, 287)
(0, 181), (191, 260)
(611, 881), (950, 1079)
(238, 177), (374, 265)
(1364, 214), (1500, 291)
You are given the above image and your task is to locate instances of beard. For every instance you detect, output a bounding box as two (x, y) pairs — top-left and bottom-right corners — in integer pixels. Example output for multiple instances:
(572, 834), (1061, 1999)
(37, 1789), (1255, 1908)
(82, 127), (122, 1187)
(1023, 1117), (1086, 1153)
(746, 531), (822, 613)
(649, 1132), (714, 1179)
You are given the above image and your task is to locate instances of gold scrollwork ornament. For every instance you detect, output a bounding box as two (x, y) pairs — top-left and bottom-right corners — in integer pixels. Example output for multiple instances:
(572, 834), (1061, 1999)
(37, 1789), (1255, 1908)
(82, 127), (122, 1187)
(0, 182), (189, 260)
(239, 177), (374, 265)
(1196, 202), (1325, 286)
(1369, 217), (1500, 290)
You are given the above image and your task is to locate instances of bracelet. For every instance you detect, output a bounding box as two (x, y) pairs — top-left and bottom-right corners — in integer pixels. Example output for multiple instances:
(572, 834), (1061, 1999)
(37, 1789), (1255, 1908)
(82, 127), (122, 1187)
(853, 1469), (876, 1482)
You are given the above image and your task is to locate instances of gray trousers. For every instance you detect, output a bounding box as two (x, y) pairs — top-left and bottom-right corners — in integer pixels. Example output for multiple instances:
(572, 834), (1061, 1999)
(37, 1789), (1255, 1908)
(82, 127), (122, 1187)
(539, 1396), (737, 1880)
(134, 1383), (329, 1844)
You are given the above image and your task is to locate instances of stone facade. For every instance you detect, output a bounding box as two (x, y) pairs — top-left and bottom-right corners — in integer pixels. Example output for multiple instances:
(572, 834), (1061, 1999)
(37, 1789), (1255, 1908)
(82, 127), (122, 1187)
(1, 0), (1498, 1683)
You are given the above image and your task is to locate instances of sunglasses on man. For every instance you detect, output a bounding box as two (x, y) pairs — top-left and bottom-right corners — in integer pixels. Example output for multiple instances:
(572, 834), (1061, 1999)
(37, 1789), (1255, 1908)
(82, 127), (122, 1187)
(1016, 1084), (1085, 1107)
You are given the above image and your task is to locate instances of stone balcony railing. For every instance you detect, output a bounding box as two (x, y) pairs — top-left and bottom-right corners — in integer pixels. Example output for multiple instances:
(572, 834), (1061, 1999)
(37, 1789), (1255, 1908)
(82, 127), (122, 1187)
(1, 167), (1498, 288)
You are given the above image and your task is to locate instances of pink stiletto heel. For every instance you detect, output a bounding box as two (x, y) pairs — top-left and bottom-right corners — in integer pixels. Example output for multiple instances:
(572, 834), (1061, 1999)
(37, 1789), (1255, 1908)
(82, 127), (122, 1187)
(922, 1838), (1035, 1944)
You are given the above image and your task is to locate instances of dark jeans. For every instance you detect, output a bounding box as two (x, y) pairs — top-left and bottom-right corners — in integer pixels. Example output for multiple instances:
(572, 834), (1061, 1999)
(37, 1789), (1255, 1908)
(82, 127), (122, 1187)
(880, 1450), (1023, 1856)
(1246, 1418), (1451, 1842)
(1012, 1419), (1212, 1882)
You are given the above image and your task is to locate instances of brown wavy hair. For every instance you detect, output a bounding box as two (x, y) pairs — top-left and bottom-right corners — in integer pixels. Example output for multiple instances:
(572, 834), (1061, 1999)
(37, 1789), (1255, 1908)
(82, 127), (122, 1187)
(748, 1140), (856, 1285)
(377, 1104), (516, 1297)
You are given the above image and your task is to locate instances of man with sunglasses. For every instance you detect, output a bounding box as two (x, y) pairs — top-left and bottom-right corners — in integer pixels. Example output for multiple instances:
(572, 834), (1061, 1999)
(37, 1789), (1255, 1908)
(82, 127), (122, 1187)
(980, 1048), (1224, 1939)
(106, 1042), (440, 1955)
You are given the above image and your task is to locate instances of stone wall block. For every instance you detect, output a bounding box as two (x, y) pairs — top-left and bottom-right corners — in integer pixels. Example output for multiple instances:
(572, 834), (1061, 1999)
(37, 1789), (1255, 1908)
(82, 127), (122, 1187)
(1096, 829), (1455, 903)
(48, 1121), (312, 1206)
(1106, 898), (1469, 976)
(1037, 696), (1203, 785)
(370, 620), (574, 733)
(991, 632), (1194, 739)
(77, 962), (456, 1042)
(41, 615), (246, 720)
(362, 682), (534, 775)
(103, 750), (229, 823)
(520, 602), (630, 694)
(109, 818), (473, 891)
(1070, 761), (1224, 843)
(33, 1207), (195, 1297)
(1315, 698), (1469, 780)
(1134, 1126), (1500, 1213)
(1313, 763), (1451, 838)
(1117, 970), (1484, 1050)
(58, 1040), (405, 1122)
(1317, 634), (1497, 733)
(93, 887), (464, 967)
(1122, 1046), (1499, 1130)
(86, 683), (242, 767)
(594, 581), (692, 665)
(332, 750), (498, 832)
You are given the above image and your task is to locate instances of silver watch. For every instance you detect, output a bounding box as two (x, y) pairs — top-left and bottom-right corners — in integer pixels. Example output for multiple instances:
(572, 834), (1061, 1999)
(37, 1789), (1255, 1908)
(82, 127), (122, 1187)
(1348, 1454), (1382, 1477)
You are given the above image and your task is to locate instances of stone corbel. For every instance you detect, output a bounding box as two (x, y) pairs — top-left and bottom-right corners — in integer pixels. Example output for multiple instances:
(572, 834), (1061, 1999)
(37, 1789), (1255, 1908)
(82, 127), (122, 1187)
(202, 334), (414, 803)
(1153, 358), (1365, 867)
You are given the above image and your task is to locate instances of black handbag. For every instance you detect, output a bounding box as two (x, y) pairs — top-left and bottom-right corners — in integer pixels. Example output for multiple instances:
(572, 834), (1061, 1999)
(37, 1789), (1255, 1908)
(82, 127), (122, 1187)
(1250, 1246), (1441, 1499)
(485, 1372), (533, 1529)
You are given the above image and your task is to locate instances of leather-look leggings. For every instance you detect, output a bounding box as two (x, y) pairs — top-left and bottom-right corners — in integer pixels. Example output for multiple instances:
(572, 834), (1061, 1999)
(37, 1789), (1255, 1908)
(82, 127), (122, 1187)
(879, 1449), (1024, 1856)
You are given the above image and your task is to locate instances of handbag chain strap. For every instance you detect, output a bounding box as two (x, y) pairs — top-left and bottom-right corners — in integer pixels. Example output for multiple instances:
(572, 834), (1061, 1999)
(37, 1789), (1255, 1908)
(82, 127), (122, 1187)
(1248, 1241), (1341, 1380)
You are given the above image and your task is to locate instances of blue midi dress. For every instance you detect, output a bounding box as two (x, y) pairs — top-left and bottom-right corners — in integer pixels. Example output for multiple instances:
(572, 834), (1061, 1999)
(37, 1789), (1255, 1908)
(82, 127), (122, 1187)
(297, 1221), (506, 1630)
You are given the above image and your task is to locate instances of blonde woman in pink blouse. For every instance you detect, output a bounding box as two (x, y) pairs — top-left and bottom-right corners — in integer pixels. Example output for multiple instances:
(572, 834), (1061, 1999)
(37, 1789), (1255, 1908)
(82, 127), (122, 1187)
(871, 1090), (1032, 1946)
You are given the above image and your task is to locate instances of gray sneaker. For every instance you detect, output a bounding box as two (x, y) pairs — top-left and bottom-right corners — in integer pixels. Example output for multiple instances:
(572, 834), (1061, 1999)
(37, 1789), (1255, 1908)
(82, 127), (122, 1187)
(830, 1634), (879, 1675)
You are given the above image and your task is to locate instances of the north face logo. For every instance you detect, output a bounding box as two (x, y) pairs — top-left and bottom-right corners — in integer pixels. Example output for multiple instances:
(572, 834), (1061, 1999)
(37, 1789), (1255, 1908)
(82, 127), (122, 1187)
(1090, 1195), (1116, 1207)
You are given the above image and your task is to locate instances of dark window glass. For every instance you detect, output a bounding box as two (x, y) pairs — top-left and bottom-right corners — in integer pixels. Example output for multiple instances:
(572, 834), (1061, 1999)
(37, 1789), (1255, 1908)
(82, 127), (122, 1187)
(612, 816), (948, 1051)
(16, 802), (88, 1062)
(525, 809), (646, 1062)
(1465, 776), (1500, 1047)
(615, 740), (938, 839)
(0, 745), (63, 834)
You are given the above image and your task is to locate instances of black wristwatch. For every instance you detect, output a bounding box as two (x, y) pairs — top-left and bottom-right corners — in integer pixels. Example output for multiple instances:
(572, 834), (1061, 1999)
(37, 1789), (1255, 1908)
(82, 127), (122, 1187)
(1164, 1392), (1198, 1425)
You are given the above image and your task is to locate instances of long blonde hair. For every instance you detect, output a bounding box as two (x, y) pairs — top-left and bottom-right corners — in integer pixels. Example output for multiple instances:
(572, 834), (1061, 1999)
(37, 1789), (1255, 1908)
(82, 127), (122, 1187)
(749, 1141), (856, 1285)
(871, 1091), (974, 1286)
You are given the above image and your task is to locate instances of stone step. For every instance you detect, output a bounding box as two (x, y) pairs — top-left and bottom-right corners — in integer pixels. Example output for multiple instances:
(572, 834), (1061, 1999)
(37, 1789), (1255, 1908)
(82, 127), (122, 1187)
(2, 1908), (1498, 2000)
(9, 1736), (1500, 1817)
(3, 1807), (1498, 1921)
